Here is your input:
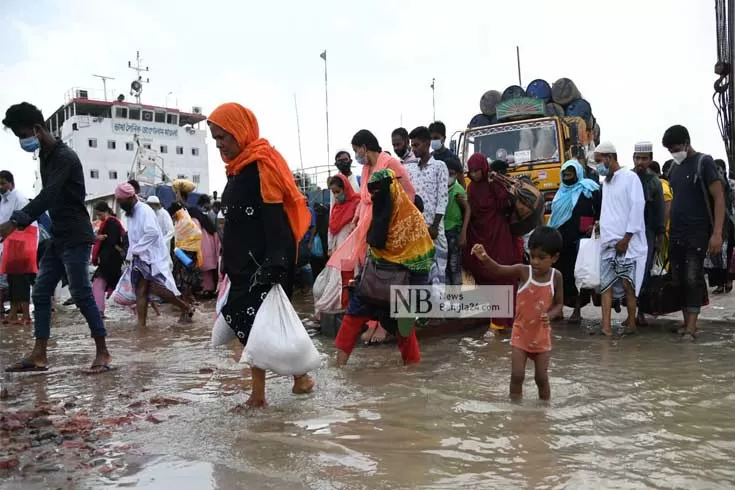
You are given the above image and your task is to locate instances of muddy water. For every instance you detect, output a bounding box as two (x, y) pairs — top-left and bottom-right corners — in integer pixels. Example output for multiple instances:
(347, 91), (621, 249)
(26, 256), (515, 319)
(2, 295), (735, 490)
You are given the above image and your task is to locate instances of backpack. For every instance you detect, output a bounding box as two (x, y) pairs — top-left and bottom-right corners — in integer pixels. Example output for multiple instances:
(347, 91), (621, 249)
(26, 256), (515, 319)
(692, 154), (735, 235)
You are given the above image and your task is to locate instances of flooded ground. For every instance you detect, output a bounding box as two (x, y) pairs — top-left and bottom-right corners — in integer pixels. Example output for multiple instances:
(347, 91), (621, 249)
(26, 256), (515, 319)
(2, 291), (735, 490)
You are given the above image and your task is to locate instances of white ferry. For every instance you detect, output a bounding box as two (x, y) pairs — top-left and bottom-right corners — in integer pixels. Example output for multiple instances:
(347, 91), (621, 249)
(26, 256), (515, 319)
(36, 52), (210, 215)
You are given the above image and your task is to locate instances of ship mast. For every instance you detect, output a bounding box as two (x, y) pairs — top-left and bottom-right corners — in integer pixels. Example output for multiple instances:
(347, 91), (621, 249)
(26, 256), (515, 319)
(128, 51), (150, 104)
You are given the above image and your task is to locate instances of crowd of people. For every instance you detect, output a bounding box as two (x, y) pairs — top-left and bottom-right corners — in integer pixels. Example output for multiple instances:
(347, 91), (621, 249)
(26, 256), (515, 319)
(2, 98), (734, 404)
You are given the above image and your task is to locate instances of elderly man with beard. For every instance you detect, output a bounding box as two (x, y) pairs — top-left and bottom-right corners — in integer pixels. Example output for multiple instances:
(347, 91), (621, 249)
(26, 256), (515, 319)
(594, 142), (648, 337)
(115, 183), (194, 328)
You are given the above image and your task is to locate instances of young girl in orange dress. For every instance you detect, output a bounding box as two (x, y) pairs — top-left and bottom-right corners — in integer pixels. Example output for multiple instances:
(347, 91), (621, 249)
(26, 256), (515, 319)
(471, 226), (564, 400)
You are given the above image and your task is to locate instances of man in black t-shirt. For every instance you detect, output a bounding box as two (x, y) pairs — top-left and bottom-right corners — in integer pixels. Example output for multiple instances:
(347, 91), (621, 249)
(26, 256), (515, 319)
(662, 125), (726, 340)
(1, 102), (111, 374)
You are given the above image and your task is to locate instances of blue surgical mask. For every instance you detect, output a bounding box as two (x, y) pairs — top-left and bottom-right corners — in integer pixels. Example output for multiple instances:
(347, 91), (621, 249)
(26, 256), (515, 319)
(19, 136), (40, 153)
(335, 193), (346, 203)
(355, 153), (368, 165)
(448, 176), (457, 186)
(430, 139), (442, 151)
(596, 163), (609, 177)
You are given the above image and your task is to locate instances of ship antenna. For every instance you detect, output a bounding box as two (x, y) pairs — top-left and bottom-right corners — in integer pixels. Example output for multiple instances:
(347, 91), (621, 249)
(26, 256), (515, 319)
(127, 51), (150, 104)
(92, 74), (115, 101)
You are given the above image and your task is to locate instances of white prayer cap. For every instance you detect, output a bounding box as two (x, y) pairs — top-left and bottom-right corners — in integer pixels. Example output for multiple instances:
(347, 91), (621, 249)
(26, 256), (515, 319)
(146, 196), (161, 205)
(594, 141), (617, 154)
(634, 141), (653, 154)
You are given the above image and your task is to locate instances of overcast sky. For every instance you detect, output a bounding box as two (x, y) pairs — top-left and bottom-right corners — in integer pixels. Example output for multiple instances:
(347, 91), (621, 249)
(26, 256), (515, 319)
(0, 0), (724, 197)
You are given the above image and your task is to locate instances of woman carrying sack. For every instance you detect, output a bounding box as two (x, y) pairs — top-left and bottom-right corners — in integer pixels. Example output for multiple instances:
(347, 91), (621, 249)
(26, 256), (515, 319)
(334, 168), (435, 366)
(208, 102), (314, 409)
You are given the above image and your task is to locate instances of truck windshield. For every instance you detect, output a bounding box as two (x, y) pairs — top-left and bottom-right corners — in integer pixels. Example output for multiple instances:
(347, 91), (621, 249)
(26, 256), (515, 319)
(464, 119), (561, 166)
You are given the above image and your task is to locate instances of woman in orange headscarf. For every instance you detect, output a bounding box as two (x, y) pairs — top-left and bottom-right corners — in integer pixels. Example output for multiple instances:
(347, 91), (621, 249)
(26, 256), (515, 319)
(208, 102), (314, 408)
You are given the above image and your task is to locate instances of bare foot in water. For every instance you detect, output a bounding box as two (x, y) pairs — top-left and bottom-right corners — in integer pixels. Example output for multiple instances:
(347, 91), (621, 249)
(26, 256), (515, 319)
(568, 309), (582, 324)
(292, 375), (315, 394)
(361, 325), (376, 344)
(243, 395), (268, 409)
(370, 325), (389, 343)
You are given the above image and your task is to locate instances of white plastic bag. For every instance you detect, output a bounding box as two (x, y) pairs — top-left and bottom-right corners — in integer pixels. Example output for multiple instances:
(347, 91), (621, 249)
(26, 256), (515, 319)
(112, 266), (136, 306)
(574, 236), (601, 291)
(313, 267), (342, 320)
(241, 284), (321, 376)
(211, 275), (236, 346)
(650, 254), (666, 277)
(211, 314), (236, 346)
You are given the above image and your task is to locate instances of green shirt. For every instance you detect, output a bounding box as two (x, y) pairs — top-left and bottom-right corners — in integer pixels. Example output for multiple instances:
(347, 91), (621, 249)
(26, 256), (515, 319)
(444, 181), (466, 231)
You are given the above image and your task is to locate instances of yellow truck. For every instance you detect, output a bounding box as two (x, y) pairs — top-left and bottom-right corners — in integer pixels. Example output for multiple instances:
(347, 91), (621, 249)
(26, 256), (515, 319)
(452, 79), (599, 219)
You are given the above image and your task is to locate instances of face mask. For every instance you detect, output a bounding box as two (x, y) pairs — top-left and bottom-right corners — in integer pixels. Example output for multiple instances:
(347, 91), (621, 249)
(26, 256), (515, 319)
(596, 163), (609, 177)
(335, 193), (346, 203)
(394, 147), (408, 159)
(19, 136), (40, 153)
(355, 153), (368, 165)
(120, 202), (135, 214)
(448, 176), (456, 186)
(671, 151), (687, 164)
(562, 178), (577, 186)
(336, 162), (351, 173)
(430, 139), (442, 151)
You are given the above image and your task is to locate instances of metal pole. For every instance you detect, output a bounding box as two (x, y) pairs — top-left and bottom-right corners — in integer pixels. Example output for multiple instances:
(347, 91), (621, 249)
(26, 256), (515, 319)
(729, 0), (735, 172)
(431, 78), (436, 121)
(322, 50), (330, 164)
(294, 93), (305, 191)
(516, 46), (522, 86)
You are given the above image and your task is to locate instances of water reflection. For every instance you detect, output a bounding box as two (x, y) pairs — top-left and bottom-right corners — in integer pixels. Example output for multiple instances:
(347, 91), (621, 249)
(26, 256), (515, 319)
(2, 297), (735, 489)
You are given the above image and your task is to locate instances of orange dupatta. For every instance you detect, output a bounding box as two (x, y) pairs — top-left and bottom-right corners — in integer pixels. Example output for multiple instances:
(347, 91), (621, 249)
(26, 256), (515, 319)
(208, 103), (311, 259)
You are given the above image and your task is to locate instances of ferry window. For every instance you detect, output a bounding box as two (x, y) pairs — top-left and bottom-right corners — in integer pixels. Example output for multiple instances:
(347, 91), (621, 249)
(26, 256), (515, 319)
(128, 108), (140, 120)
(142, 110), (153, 122)
(193, 174), (200, 184)
(107, 140), (116, 150)
(176, 146), (184, 155)
(167, 113), (178, 125)
(177, 174), (187, 179)
(109, 170), (118, 179)
(191, 147), (199, 156)
(90, 170), (99, 179)
(88, 138), (98, 148)
(125, 142), (134, 151)
(114, 107), (128, 118)
(143, 143), (151, 150)
(155, 111), (166, 123)
(160, 145), (168, 154)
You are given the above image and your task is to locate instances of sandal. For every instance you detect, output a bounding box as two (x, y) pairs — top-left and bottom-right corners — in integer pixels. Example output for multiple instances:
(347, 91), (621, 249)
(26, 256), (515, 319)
(5, 359), (49, 372)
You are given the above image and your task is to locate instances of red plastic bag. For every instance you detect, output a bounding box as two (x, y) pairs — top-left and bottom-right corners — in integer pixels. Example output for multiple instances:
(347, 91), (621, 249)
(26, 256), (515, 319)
(0, 225), (38, 274)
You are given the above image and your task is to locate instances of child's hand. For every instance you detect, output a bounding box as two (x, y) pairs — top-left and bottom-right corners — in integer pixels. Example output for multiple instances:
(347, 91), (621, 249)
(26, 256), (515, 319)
(471, 244), (489, 261)
(541, 312), (550, 325)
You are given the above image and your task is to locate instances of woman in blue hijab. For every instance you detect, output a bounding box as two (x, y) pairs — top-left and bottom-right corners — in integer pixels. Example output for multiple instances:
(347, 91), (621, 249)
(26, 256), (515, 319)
(548, 160), (601, 323)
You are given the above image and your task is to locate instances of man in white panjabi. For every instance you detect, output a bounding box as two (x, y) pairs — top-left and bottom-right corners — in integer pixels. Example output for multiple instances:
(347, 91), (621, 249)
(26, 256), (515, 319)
(594, 142), (648, 337)
(146, 195), (175, 272)
(114, 183), (194, 328)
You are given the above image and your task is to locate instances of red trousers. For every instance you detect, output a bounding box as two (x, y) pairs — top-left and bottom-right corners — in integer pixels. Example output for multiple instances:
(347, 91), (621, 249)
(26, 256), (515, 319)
(334, 314), (421, 364)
